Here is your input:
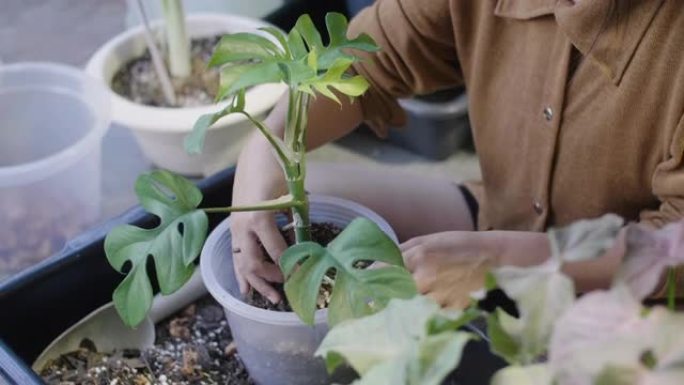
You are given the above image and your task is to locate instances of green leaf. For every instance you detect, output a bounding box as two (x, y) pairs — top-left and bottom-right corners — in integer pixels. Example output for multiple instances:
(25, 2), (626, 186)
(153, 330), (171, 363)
(287, 28), (307, 59)
(294, 14), (323, 52)
(490, 364), (552, 385)
(216, 61), (282, 101)
(258, 26), (290, 57)
(184, 90), (245, 155)
(487, 309), (522, 364)
(208, 33), (281, 67)
(105, 171), (208, 327)
(325, 12), (379, 52)
(279, 217), (417, 326)
(305, 58), (370, 103)
(491, 257), (576, 364)
(307, 47), (318, 71)
(316, 296), (473, 385)
(427, 306), (481, 335)
(318, 12), (379, 68)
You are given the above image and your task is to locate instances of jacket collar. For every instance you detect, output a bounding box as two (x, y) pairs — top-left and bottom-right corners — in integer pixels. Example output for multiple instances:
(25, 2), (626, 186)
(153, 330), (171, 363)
(495, 0), (665, 85)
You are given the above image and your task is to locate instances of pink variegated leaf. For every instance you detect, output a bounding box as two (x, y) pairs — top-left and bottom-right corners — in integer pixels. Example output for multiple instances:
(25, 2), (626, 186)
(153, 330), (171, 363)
(615, 220), (684, 300)
(549, 286), (649, 385)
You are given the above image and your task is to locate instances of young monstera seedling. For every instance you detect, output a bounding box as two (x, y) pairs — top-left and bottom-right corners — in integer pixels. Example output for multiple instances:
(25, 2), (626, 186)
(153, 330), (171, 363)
(105, 13), (417, 328)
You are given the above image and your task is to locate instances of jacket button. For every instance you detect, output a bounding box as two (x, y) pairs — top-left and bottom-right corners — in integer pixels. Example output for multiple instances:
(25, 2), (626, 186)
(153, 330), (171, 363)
(543, 106), (553, 121)
(533, 201), (544, 215)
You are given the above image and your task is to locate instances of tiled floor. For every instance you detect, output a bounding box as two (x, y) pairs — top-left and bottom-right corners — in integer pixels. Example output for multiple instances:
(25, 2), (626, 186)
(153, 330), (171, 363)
(1, 0), (481, 220)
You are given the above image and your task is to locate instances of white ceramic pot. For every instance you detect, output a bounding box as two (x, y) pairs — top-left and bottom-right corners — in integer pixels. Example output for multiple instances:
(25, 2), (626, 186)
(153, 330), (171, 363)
(201, 195), (398, 385)
(86, 13), (287, 176)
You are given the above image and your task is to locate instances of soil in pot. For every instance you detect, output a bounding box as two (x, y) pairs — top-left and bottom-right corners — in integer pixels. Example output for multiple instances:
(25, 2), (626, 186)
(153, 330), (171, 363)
(111, 36), (221, 108)
(39, 297), (254, 385)
(244, 222), (343, 312)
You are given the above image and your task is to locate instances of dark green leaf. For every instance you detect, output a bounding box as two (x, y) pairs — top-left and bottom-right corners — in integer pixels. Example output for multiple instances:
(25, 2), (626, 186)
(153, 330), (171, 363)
(208, 33), (280, 67)
(185, 90), (246, 155)
(427, 306), (482, 335)
(105, 171), (208, 327)
(279, 218), (417, 326)
(487, 309), (521, 364)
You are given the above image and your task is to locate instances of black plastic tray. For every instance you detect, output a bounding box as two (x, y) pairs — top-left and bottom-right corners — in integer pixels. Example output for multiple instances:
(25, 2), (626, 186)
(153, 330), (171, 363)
(0, 167), (237, 384)
(0, 166), (505, 385)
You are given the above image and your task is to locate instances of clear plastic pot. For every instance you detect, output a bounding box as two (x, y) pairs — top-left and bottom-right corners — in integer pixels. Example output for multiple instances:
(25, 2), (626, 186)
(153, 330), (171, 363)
(201, 195), (397, 385)
(0, 63), (110, 279)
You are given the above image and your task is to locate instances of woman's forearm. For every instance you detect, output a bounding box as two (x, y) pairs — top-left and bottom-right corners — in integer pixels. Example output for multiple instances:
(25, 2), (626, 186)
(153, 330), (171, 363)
(489, 230), (625, 293)
(262, 90), (365, 150)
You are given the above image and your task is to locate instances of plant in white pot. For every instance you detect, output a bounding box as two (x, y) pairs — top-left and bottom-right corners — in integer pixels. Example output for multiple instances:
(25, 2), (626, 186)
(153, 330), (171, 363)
(105, 12), (418, 385)
(86, 0), (286, 175)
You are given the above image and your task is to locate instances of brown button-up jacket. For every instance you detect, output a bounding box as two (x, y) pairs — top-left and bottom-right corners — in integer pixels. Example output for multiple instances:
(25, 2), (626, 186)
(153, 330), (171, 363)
(350, 0), (684, 231)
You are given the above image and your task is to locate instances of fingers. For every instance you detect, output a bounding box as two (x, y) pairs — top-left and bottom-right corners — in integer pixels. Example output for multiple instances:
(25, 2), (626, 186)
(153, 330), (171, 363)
(402, 244), (426, 272)
(232, 228), (283, 304)
(248, 275), (282, 304)
(254, 221), (288, 263)
(254, 260), (285, 283)
(232, 250), (250, 295)
(399, 236), (424, 253)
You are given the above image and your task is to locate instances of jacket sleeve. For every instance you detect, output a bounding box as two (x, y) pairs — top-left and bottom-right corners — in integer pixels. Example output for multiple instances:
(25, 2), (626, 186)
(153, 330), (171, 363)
(639, 114), (684, 228)
(348, 0), (463, 136)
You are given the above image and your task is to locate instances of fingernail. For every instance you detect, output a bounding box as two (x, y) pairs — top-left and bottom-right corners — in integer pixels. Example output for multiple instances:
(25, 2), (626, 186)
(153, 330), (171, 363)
(268, 295), (279, 304)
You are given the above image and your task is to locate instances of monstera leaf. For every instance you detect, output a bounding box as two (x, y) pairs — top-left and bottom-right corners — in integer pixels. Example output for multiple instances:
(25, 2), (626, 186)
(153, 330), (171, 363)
(206, 13), (378, 105)
(279, 218), (417, 326)
(105, 171), (208, 327)
(316, 296), (473, 385)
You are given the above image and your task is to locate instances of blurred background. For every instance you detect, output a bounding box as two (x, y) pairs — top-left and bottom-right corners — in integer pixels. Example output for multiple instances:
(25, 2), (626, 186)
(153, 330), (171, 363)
(0, 0), (479, 281)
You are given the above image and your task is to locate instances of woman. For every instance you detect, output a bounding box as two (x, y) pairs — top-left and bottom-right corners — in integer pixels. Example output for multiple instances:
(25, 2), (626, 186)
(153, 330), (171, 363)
(228, 0), (684, 306)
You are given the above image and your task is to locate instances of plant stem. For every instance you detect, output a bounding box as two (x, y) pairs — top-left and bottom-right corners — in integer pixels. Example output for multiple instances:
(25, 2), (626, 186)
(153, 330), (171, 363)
(288, 178), (310, 243)
(286, 90), (312, 243)
(161, 0), (191, 78)
(134, 0), (176, 105)
(667, 268), (677, 311)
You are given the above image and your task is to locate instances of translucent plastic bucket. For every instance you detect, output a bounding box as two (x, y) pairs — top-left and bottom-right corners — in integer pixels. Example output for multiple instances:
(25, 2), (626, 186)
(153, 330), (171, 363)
(201, 195), (398, 385)
(0, 63), (110, 279)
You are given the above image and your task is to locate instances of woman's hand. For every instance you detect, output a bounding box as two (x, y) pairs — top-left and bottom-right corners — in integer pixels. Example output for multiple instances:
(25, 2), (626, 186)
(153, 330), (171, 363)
(229, 132), (290, 304)
(226, 90), (365, 304)
(400, 231), (498, 309)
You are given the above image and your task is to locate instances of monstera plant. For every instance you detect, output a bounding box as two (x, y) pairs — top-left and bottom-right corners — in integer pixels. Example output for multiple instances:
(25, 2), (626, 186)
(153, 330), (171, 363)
(105, 12), (417, 329)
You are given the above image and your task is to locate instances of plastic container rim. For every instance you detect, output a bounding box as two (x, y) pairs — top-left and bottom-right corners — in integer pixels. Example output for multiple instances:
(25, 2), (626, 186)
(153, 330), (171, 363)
(201, 194), (398, 326)
(0, 62), (111, 188)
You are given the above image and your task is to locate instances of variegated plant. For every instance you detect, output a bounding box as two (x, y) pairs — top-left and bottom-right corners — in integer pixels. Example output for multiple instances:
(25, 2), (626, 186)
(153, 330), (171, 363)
(318, 215), (684, 385)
